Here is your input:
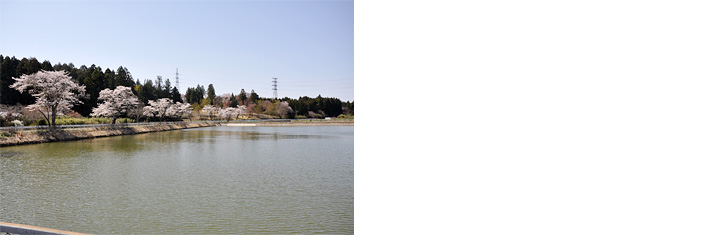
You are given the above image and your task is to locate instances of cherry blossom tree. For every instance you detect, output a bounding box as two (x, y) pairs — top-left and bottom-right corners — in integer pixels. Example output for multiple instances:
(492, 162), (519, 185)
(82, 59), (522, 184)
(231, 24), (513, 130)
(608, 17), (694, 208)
(277, 101), (294, 118)
(128, 105), (145, 122)
(178, 103), (193, 120)
(10, 70), (85, 130)
(218, 107), (233, 121)
(166, 102), (192, 120)
(91, 86), (141, 124)
(143, 98), (173, 120)
(202, 105), (220, 120)
(217, 106), (248, 121)
(237, 105), (247, 119)
(218, 107), (236, 121)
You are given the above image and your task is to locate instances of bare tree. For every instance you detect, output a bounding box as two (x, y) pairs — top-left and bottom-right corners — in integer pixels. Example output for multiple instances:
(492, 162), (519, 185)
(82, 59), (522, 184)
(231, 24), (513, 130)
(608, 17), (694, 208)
(10, 70), (85, 130)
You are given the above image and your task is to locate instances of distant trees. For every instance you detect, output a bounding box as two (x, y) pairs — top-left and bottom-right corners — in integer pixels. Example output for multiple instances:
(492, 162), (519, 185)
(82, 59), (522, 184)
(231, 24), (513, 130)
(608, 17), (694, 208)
(91, 86), (141, 124)
(10, 70), (86, 130)
(184, 85), (205, 104)
(1, 55), (187, 117)
(285, 95), (344, 118)
(188, 93), (346, 119)
(343, 101), (354, 115)
(2, 55), (354, 123)
(1, 56), (37, 105)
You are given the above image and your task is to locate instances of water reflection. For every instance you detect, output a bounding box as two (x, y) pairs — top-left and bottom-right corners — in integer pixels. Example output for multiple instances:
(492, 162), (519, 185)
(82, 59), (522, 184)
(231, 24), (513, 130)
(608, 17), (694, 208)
(0, 150), (19, 157)
(185, 129), (328, 141)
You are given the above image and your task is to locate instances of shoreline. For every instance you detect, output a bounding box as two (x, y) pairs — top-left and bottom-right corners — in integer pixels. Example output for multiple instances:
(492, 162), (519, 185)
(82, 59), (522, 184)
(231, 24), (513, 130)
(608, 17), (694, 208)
(0, 122), (218, 147)
(0, 120), (353, 147)
(224, 120), (354, 127)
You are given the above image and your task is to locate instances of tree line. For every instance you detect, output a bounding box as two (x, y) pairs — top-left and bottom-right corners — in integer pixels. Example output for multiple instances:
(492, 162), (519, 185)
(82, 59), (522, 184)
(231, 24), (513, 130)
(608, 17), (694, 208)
(1, 55), (353, 121)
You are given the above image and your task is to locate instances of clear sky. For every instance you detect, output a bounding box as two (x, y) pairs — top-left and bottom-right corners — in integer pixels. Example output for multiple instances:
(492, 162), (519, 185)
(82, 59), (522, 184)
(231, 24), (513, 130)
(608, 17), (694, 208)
(0, 0), (353, 102)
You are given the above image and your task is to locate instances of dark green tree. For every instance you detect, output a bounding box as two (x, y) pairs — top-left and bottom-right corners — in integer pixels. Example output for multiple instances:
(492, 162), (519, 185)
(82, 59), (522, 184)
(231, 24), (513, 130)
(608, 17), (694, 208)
(207, 84), (216, 105)
(140, 79), (156, 104)
(239, 88), (247, 106)
(73, 65), (105, 116)
(229, 93), (238, 107)
(249, 89), (259, 102)
(116, 66), (134, 88)
(41, 60), (53, 71)
(18, 57), (41, 75)
(0, 56), (28, 105)
(198, 85), (205, 98)
(185, 87), (195, 104)
(104, 68), (116, 89)
(184, 84), (205, 104)
(171, 87), (182, 103)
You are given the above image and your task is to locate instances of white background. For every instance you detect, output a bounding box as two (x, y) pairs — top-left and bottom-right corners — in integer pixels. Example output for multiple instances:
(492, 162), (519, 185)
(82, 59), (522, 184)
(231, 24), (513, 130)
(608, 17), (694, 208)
(356, 0), (720, 234)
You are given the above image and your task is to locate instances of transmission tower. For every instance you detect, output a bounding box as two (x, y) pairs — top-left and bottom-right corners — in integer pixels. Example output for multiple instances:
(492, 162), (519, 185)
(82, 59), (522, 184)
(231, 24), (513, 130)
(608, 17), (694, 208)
(175, 68), (180, 88)
(272, 77), (278, 99)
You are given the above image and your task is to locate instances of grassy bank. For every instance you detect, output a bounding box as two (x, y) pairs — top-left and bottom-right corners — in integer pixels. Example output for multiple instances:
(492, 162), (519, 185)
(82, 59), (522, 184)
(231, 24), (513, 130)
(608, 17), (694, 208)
(0, 122), (217, 147)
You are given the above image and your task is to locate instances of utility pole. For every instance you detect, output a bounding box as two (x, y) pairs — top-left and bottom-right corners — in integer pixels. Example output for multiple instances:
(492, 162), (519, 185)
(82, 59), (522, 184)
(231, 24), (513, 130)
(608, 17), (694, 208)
(272, 77), (278, 100)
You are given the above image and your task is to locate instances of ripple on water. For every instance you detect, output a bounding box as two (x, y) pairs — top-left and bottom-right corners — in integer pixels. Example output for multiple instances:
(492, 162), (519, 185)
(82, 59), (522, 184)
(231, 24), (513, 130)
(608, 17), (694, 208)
(1, 126), (354, 234)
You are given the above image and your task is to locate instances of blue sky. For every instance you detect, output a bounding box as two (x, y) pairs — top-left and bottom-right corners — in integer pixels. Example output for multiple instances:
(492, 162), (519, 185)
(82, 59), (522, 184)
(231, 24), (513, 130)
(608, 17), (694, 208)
(0, 0), (353, 102)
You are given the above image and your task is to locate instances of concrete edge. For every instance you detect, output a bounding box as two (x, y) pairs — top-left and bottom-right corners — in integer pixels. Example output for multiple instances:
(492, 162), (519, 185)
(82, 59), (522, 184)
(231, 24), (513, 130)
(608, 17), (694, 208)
(0, 221), (91, 235)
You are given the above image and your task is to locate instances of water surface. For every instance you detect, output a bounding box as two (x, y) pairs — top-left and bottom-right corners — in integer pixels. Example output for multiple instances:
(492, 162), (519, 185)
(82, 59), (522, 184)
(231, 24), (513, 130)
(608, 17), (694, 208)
(0, 126), (353, 234)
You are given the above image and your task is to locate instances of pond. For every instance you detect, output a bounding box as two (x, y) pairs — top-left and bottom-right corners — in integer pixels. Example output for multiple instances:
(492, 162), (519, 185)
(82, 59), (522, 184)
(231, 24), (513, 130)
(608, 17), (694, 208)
(0, 126), (354, 234)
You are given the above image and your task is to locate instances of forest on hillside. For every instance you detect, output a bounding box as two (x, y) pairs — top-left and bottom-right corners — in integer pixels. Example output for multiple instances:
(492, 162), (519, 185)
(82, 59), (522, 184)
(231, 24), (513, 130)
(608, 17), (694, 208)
(0, 55), (353, 123)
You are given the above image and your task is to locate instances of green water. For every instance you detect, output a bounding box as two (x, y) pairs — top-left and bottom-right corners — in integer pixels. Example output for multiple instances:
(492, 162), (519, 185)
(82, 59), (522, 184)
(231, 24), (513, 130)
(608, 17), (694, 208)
(0, 126), (353, 234)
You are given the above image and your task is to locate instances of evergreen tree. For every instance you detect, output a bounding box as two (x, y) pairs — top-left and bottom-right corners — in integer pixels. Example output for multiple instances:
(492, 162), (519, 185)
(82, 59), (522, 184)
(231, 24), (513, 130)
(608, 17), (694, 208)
(207, 84), (216, 105)
(116, 66), (134, 88)
(198, 85), (205, 98)
(185, 87), (195, 104)
(141, 79), (156, 104)
(229, 93), (238, 107)
(104, 68), (115, 89)
(249, 89), (259, 102)
(171, 87), (183, 103)
(0, 56), (31, 105)
(41, 60), (53, 71)
(239, 88), (247, 105)
(195, 84), (205, 103)
(18, 57), (41, 75)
